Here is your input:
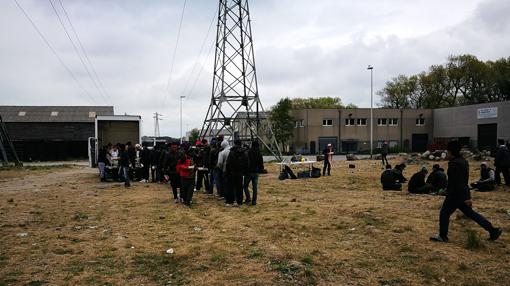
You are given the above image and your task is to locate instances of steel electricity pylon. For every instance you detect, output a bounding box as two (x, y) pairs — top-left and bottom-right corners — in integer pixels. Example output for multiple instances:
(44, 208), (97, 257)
(200, 0), (281, 160)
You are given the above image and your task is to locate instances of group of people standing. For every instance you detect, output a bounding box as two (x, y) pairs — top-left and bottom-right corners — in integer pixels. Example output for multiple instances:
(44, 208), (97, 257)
(97, 136), (265, 208)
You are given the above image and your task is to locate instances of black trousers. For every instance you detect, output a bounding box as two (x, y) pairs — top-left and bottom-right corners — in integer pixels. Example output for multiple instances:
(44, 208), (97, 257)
(381, 154), (389, 165)
(439, 196), (495, 239)
(383, 183), (402, 191)
(471, 181), (495, 192)
(169, 173), (181, 199)
(323, 161), (331, 175)
(141, 165), (150, 180)
(227, 174), (243, 205)
(409, 184), (434, 194)
(181, 178), (195, 206)
(196, 170), (210, 191)
(151, 165), (157, 182)
(495, 166), (510, 185)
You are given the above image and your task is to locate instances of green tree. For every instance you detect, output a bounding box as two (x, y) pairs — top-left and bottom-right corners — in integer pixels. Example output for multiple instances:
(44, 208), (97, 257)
(377, 74), (413, 108)
(291, 97), (344, 109)
(189, 128), (200, 143)
(269, 98), (294, 150)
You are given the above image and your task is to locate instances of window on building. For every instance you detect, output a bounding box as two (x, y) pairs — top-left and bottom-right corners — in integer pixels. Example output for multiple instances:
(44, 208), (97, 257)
(357, 118), (367, 126)
(377, 118), (387, 126)
(89, 111), (96, 118)
(345, 118), (355, 126)
(295, 120), (304, 128)
(323, 119), (333, 126)
(51, 111), (59, 116)
(389, 118), (398, 126)
(416, 118), (425, 126)
(18, 111), (26, 116)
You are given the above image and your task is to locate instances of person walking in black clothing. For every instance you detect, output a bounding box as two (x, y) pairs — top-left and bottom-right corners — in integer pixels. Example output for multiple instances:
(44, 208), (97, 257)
(322, 143), (333, 176)
(430, 140), (502, 242)
(225, 140), (249, 206)
(494, 140), (510, 186)
(381, 141), (389, 166)
(119, 144), (131, 187)
(244, 141), (264, 205)
(426, 164), (448, 194)
(163, 142), (182, 203)
(381, 164), (402, 191)
(408, 167), (434, 194)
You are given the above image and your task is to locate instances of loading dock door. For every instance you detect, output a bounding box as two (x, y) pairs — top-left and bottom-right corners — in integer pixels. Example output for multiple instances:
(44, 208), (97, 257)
(478, 124), (497, 151)
(412, 134), (428, 152)
(319, 137), (337, 153)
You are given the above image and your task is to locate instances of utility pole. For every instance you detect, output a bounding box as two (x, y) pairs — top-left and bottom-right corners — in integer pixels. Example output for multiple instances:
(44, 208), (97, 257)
(153, 112), (162, 137)
(367, 65), (374, 159)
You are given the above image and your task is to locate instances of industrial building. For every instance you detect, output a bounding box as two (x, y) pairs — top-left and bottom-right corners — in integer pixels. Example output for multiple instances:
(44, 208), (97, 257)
(290, 101), (509, 154)
(0, 106), (113, 161)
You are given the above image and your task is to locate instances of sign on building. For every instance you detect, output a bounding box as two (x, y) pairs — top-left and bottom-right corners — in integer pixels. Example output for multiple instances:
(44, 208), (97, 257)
(477, 107), (498, 119)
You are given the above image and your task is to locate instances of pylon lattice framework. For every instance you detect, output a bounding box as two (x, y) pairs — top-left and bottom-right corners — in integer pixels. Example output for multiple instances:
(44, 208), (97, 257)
(200, 0), (281, 160)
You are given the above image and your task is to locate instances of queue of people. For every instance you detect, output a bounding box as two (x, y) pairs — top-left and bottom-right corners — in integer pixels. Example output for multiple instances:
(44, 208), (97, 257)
(96, 136), (265, 208)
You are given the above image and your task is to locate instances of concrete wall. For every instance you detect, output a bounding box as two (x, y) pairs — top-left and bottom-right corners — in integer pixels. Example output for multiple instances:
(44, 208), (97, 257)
(433, 101), (510, 146)
(291, 108), (434, 153)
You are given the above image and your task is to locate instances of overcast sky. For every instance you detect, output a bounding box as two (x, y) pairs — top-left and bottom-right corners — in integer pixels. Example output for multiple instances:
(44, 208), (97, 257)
(1, 0), (509, 137)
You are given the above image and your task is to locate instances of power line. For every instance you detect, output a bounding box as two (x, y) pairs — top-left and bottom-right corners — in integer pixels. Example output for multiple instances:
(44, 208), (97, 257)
(185, 40), (216, 102)
(48, 0), (109, 105)
(181, 9), (217, 102)
(56, 0), (112, 105)
(163, 0), (187, 107)
(13, 0), (97, 104)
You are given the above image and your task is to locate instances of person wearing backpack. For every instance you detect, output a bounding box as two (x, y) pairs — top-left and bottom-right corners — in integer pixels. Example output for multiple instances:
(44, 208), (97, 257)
(225, 140), (249, 206)
(495, 140), (510, 186)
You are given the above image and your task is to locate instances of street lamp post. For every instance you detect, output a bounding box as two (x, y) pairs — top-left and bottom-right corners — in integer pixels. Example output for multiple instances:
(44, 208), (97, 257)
(180, 95), (185, 144)
(367, 65), (374, 159)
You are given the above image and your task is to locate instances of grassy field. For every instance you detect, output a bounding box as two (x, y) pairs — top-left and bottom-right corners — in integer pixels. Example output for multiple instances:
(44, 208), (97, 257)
(0, 158), (509, 286)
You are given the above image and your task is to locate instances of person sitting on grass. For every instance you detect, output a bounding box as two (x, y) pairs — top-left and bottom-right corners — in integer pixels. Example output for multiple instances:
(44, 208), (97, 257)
(430, 140), (502, 243)
(408, 167), (434, 194)
(381, 164), (402, 191)
(426, 164), (448, 195)
(392, 163), (408, 183)
(470, 162), (496, 192)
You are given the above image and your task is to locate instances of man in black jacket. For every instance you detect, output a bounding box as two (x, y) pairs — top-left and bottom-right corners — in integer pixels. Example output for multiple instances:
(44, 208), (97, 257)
(430, 140), (502, 242)
(207, 138), (218, 195)
(97, 146), (109, 182)
(408, 167), (434, 194)
(392, 164), (408, 183)
(225, 140), (249, 206)
(150, 147), (161, 183)
(426, 164), (448, 194)
(471, 162), (496, 192)
(163, 142), (182, 203)
(495, 140), (510, 186)
(119, 144), (131, 187)
(322, 144), (333, 176)
(195, 139), (210, 193)
(381, 164), (401, 190)
(244, 141), (264, 205)
(140, 146), (151, 182)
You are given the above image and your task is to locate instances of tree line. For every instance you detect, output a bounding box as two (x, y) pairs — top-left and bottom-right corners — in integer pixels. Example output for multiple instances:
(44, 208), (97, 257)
(378, 54), (510, 109)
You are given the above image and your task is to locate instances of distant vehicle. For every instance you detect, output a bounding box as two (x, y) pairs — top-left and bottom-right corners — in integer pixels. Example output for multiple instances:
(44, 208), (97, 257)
(88, 115), (141, 167)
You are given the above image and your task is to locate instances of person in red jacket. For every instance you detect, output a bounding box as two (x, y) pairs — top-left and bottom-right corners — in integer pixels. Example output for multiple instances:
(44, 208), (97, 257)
(176, 148), (197, 207)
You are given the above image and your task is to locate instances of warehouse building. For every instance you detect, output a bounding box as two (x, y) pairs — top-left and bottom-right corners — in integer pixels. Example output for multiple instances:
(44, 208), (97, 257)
(290, 101), (509, 154)
(0, 106), (113, 161)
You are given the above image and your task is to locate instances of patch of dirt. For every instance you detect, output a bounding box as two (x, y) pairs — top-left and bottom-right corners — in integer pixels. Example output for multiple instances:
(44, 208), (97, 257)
(0, 158), (509, 285)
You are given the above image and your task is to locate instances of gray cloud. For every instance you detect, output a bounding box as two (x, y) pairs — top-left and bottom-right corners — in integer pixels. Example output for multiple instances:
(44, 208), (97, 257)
(1, 0), (509, 137)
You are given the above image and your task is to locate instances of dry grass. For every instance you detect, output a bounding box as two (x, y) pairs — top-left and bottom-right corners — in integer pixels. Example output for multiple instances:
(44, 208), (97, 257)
(0, 158), (509, 285)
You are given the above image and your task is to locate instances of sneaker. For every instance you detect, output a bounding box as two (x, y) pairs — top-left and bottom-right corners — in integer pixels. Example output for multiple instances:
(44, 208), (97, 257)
(489, 228), (502, 241)
(174, 198), (179, 204)
(429, 234), (448, 243)
(225, 203), (233, 207)
(218, 197), (225, 201)
(244, 199), (251, 205)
